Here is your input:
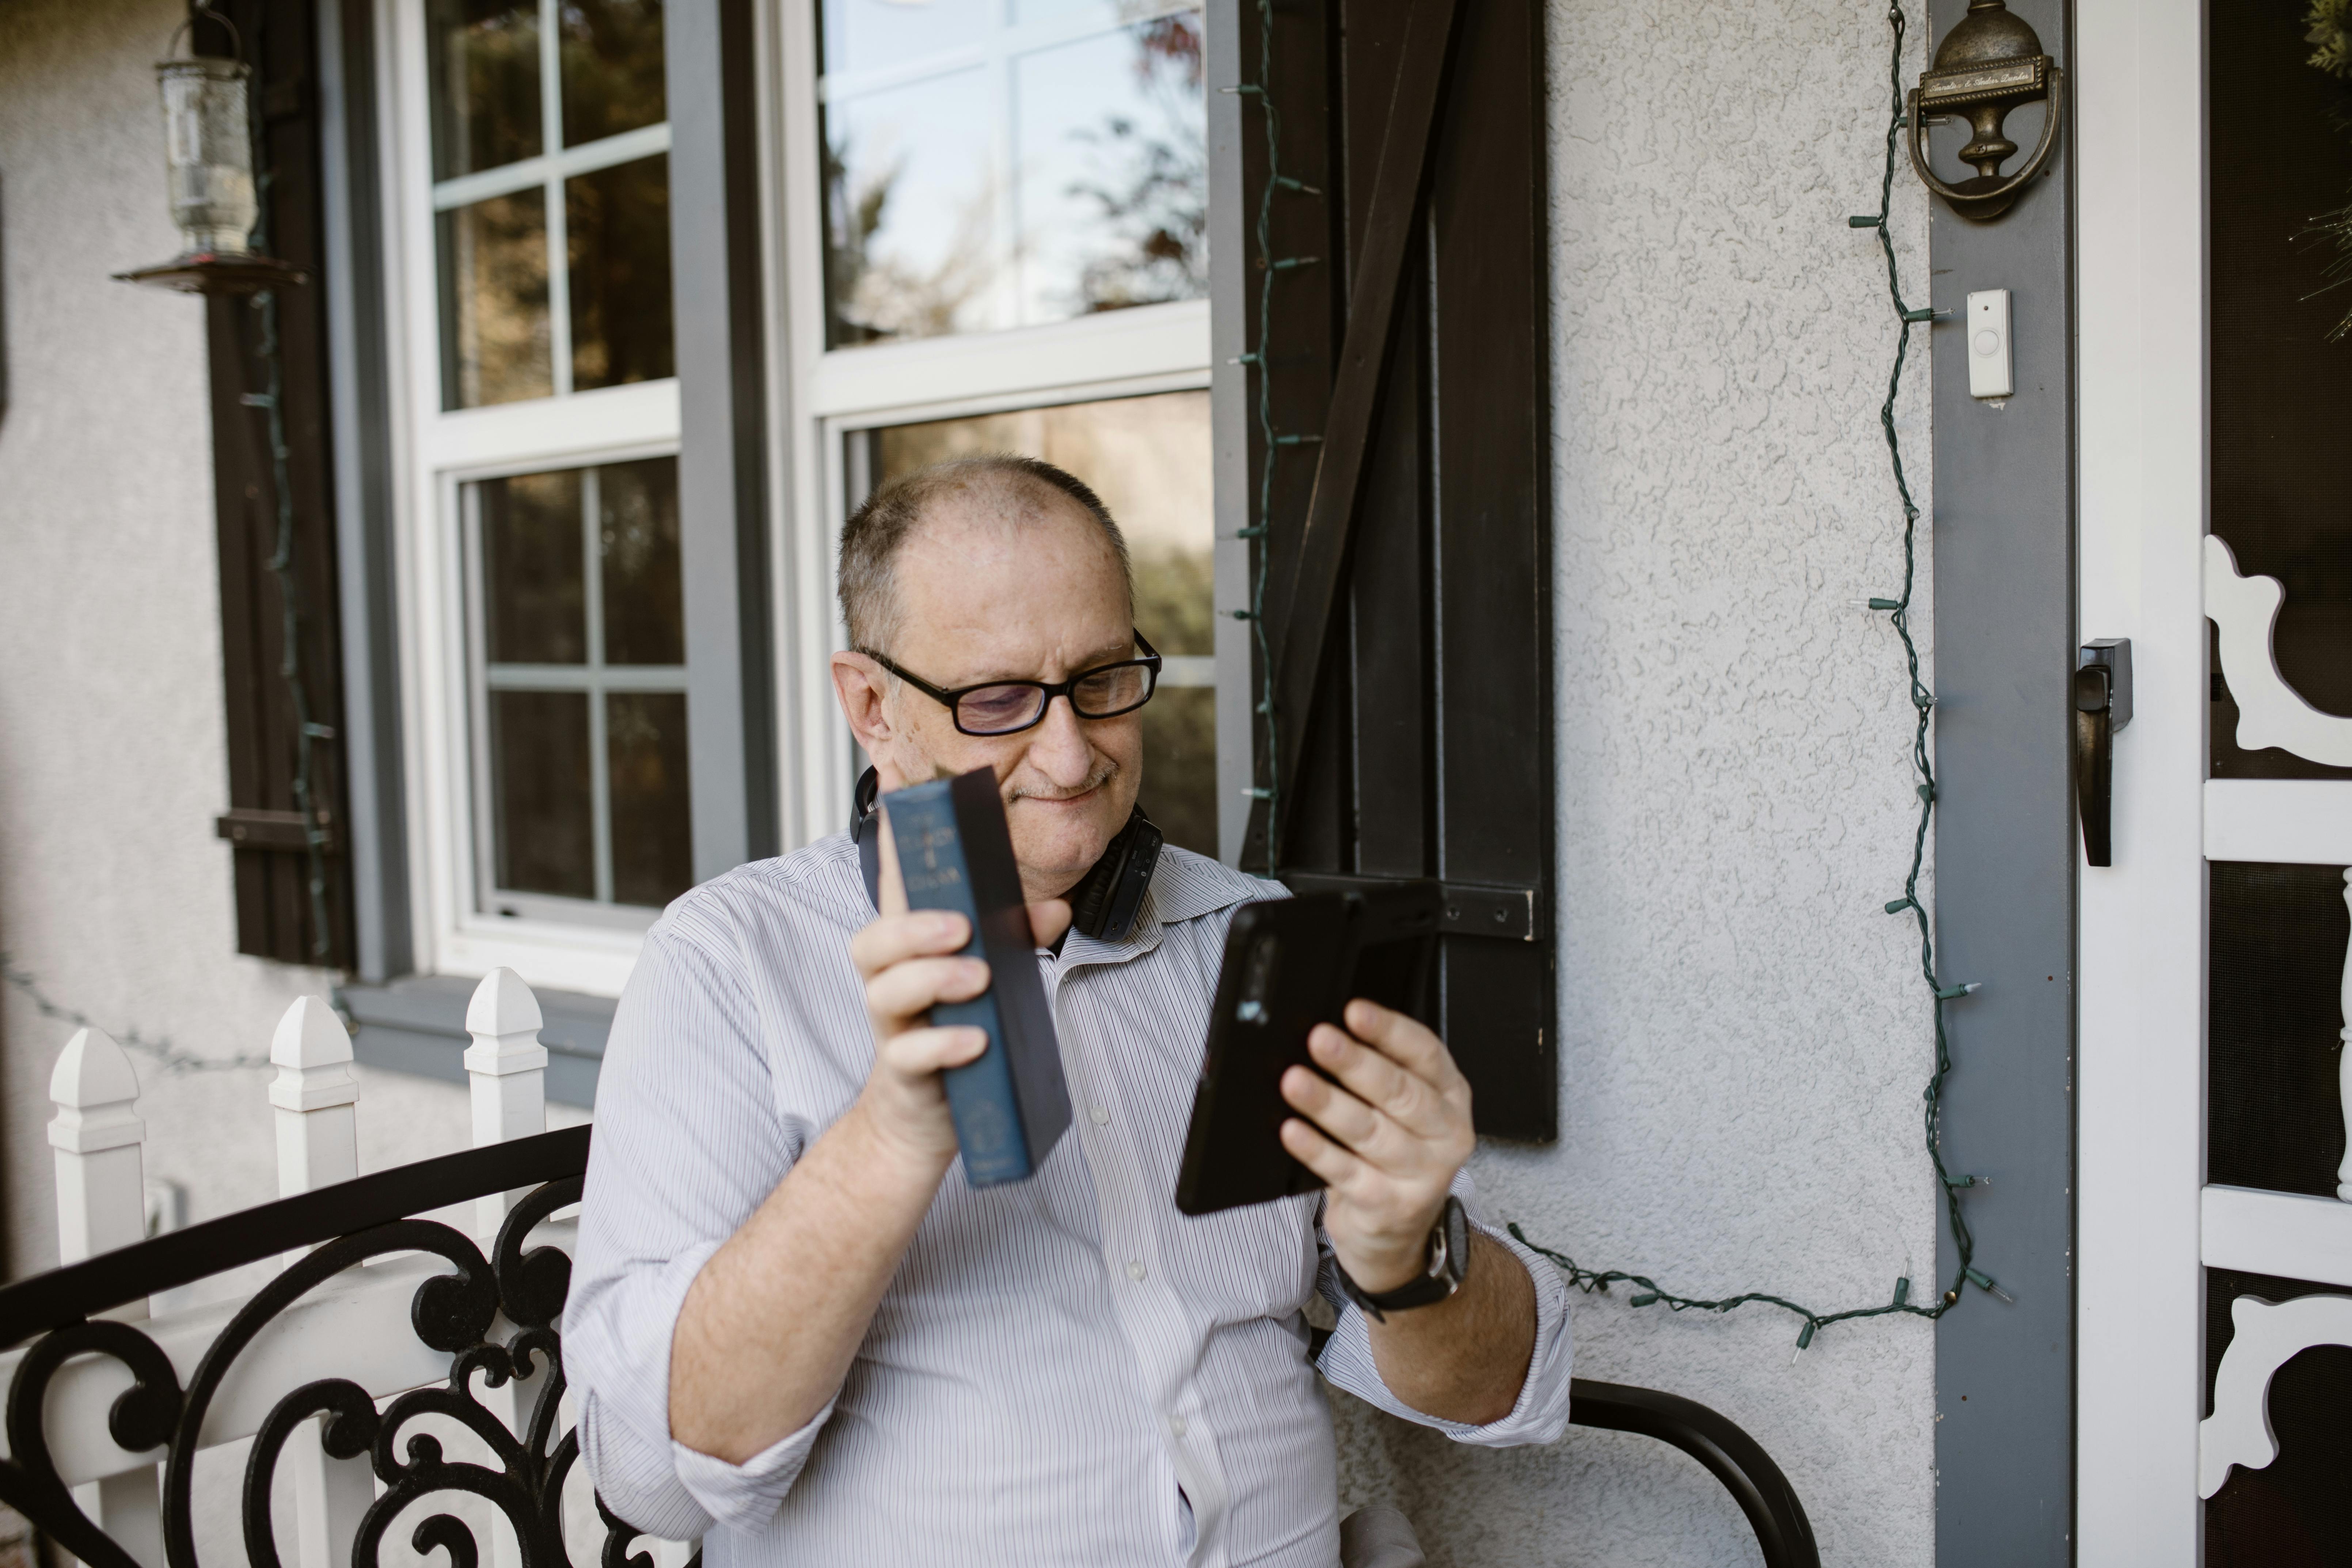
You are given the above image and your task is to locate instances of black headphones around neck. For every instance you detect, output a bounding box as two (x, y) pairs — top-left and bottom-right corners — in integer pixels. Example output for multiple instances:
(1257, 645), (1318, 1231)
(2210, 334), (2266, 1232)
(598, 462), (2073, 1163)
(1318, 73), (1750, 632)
(851, 767), (1163, 943)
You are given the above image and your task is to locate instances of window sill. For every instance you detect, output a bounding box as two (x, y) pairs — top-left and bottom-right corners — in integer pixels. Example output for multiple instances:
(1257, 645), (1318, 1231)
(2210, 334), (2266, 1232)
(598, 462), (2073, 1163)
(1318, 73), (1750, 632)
(338, 975), (614, 1108)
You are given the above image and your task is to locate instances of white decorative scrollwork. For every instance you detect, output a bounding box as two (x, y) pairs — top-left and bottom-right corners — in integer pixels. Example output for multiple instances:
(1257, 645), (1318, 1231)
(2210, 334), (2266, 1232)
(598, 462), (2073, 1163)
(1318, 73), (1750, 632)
(2204, 536), (2352, 767)
(2197, 1290), (2352, 1497)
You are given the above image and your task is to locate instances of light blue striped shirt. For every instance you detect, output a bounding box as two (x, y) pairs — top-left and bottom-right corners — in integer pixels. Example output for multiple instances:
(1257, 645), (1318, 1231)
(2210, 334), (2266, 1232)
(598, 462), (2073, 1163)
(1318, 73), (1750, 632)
(566, 835), (1573, 1568)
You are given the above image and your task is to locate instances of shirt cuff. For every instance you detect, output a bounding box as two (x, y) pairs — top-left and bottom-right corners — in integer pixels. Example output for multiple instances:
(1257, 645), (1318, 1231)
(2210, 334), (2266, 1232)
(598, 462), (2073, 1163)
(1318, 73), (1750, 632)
(1437, 1218), (1575, 1446)
(669, 1393), (840, 1533)
(1314, 1200), (1575, 1447)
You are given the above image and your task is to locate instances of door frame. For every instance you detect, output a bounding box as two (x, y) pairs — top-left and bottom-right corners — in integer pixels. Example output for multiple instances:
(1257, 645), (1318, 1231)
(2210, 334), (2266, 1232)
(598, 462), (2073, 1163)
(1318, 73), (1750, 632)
(2075, 0), (2209, 1553)
(2076, 0), (2352, 1557)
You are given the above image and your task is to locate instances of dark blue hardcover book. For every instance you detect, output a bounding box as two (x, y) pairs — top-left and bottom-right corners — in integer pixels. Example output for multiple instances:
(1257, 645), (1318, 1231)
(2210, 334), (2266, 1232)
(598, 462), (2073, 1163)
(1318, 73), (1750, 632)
(881, 768), (1071, 1186)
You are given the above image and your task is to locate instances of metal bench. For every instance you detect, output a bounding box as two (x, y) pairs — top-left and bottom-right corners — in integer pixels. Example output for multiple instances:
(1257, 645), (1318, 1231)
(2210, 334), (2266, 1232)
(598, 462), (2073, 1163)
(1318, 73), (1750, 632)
(0, 1124), (1815, 1568)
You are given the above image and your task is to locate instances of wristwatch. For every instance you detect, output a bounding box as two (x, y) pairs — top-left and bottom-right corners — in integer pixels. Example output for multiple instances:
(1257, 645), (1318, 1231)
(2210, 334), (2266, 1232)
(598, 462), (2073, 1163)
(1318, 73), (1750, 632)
(1334, 1195), (1472, 1322)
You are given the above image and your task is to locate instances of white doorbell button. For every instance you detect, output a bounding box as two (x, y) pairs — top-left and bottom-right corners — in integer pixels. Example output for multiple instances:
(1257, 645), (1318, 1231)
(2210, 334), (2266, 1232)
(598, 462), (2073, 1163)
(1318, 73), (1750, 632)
(1967, 289), (2013, 400)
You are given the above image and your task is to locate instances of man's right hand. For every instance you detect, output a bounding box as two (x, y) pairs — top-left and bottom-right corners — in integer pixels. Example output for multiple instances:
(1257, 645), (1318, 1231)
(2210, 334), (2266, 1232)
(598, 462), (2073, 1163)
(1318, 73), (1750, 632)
(848, 818), (1071, 1169)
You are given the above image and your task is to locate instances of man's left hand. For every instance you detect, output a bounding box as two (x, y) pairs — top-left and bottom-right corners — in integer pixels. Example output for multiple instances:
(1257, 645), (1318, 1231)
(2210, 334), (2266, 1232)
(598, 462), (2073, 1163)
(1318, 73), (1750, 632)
(1277, 999), (1475, 1293)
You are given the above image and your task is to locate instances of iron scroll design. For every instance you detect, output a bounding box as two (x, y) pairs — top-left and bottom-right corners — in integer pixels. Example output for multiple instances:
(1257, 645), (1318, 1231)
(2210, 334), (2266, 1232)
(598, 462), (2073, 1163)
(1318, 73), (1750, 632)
(0, 1128), (687, 1568)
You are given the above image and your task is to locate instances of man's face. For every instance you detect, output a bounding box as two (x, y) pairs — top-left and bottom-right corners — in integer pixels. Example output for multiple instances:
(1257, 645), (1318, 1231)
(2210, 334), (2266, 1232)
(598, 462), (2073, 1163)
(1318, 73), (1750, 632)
(832, 489), (1144, 904)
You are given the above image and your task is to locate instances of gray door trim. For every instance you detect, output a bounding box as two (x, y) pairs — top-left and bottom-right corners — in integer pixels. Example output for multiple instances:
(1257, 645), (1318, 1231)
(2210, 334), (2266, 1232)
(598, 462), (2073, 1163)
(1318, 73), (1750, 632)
(1924, 0), (2078, 1558)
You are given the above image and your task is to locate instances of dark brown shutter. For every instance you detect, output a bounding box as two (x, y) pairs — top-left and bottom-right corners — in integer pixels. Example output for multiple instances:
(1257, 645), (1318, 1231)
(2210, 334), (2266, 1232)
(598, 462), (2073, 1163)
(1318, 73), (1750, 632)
(1233, 0), (1554, 1138)
(197, 0), (354, 968)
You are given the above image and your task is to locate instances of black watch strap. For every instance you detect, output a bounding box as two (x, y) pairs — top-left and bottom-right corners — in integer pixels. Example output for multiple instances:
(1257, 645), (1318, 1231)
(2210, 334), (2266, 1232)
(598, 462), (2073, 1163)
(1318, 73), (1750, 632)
(1336, 1195), (1471, 1322)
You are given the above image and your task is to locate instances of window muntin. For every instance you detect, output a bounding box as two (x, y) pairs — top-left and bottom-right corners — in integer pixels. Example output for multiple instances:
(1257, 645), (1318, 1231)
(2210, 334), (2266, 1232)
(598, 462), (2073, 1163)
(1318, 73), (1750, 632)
(468, 456), (694, 921)
(862, 390), (1217, 855)
(818, 0), (1206, 349)
(428, 0), (673, 407)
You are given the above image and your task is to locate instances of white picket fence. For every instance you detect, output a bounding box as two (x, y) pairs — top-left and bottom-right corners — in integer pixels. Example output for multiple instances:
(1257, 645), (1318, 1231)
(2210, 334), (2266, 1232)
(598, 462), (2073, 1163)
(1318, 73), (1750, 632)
(7, 970), (695, 1568)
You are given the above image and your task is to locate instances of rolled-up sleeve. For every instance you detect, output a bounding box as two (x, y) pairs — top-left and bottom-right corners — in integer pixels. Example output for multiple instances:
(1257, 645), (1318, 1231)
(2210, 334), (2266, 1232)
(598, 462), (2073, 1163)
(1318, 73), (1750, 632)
(564, 919), (829, 1537)
(1312, 1169), (1574, 1446)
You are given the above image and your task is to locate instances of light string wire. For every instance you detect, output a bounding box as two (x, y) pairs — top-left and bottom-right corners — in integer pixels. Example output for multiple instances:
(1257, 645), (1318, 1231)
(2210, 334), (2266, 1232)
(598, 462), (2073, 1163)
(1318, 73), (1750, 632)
(239, 0), (335, 963)
(1, 952), (274, 1074)
(1501, 2), (2010, 1356)
(1223, 0), (1323, 876)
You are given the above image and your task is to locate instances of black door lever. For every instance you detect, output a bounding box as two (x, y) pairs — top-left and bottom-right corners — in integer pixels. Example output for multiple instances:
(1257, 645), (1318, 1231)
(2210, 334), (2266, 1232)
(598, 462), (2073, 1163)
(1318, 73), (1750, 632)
(2074, 639), (2132, 867)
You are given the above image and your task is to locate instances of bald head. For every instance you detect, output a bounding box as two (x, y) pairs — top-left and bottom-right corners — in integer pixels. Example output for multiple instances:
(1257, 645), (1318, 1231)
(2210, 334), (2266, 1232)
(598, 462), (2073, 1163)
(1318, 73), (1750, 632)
(838, 455), (1134, 656)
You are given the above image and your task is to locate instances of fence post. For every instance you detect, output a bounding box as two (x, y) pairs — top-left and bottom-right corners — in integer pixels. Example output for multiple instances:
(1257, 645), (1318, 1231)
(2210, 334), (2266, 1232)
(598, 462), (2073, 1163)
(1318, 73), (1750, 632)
(48, 1029), (166, 1568)
(269, 996), (376, 1568)
(465, 968), (548, 1237)
(467, 969), (548, 1568)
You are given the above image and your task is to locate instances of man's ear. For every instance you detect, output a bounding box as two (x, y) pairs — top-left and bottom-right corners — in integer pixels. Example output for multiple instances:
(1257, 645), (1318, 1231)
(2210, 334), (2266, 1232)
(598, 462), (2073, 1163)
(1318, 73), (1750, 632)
(831, 652), (895, 756)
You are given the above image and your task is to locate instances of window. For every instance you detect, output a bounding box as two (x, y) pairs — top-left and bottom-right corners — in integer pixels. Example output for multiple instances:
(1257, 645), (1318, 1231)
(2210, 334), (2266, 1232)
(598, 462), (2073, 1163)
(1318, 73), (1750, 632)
(780, 0), (1217, 851)
(391, 0), (688, 991)
(428, 0), (673, 405)
(466, 456), (693, 924)
(818, 0), (1205, 345)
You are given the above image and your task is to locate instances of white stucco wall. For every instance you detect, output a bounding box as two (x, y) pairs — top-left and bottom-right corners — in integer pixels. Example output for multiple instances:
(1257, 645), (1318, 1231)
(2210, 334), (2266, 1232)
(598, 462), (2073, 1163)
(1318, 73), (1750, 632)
(7, 0), (1939, 1557)
(0, 0), (493, 1282)
(1329, 4), (1940, 1564)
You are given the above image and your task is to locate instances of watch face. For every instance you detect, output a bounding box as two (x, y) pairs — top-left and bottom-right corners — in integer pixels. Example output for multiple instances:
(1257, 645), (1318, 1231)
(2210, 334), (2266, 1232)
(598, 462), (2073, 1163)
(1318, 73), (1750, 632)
(1440, 1195), (1471, 1286)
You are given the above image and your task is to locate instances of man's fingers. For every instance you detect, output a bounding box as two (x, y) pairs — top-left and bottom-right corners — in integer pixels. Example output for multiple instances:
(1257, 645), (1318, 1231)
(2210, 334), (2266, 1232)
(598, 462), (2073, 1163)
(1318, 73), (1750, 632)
(1278, 1115), (1365, 1188)
(1343, 999), (1467, 1093)
(865, 955), (990, 1024)
(1280, 1063), (1394, 1156)
(879, 1024), (989, 1077)
(1306, 1025), (1449, 1138)
(1028, 898), (1073, 950)
(850, 910), (972, 978)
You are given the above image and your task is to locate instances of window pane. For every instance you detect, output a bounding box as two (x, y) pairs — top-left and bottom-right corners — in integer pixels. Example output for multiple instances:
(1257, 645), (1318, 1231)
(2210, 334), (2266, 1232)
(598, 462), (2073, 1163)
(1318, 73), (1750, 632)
(1014, 15), (1206, 321)
(482, 468), (586, 664)
(822, 68), (999, 346)
(568, 154), (676, 391)
(866, 390), (1216, 853)
(438, 189), (552, 409)
(600, 457), (683, 665)
(818, 0), (990, 77)
(428, 0), (542, 179)
(608, 691), (694, 907)
(490, 689), (594, 898)
(561, 0), (666, 147)
(1136, 686), (1214, 856)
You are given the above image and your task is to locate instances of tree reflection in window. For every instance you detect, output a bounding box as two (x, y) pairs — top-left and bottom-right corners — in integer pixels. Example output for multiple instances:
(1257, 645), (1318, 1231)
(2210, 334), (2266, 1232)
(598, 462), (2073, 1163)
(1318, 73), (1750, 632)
(819, 3), (1207, 349)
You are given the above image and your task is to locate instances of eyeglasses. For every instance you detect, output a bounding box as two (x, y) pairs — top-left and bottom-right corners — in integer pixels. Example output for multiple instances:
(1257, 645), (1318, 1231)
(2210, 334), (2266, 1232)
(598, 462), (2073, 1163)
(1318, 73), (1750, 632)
(860, 631), (1164, 737)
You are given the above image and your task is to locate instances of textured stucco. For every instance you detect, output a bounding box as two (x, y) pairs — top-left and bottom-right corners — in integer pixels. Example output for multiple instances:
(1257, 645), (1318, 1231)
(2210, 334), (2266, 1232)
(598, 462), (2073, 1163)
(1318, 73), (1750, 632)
(1330, 3), (1940, 1564)
(0, 0), (537, 1282)
(5, 0), (1939, 1557)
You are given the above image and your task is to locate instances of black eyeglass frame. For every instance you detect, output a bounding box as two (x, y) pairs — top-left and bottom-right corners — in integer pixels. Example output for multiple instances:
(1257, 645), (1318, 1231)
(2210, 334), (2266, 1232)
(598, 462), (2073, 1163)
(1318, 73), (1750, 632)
(859, 630), (1166, 737)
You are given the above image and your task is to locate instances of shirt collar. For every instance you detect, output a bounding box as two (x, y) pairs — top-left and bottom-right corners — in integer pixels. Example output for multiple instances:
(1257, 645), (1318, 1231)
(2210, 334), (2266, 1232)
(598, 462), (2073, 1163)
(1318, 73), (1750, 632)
(1057, 848), (1270, 972)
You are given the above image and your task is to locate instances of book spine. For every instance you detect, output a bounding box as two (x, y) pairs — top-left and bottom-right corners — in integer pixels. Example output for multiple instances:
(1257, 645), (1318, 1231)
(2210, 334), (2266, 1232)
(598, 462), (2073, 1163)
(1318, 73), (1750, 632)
(885, 787), (1035, 1185)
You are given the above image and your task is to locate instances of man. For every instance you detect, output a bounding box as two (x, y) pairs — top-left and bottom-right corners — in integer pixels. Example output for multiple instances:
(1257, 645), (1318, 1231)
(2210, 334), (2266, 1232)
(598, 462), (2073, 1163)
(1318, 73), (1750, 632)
(567, 455), (1572, 1568)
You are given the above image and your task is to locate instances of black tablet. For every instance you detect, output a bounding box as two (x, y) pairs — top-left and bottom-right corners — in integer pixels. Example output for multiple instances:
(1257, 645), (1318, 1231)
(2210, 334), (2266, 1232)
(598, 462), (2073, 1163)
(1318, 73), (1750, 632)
(1173, 882), (1442, 1216)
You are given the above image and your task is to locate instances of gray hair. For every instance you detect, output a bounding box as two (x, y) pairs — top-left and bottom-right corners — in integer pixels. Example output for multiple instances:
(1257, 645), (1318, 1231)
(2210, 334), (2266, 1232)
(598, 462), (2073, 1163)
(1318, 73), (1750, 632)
(837, 453), (1133, 655)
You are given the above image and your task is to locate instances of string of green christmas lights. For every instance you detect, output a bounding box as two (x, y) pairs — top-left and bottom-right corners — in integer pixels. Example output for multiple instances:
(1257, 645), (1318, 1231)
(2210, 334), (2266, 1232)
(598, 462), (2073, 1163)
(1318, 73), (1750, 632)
(1228, 1), (2008, 1358)
(1, 951), (274, 1074)
(242, 0), (335, 963)
(1505, 0), (2011, 1359)
(1222, 0), (1322, 877)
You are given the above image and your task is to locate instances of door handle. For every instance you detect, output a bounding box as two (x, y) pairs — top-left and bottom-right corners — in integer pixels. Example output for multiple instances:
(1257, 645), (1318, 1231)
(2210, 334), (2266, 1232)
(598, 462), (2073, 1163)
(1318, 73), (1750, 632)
(2074, 639), (2132, 867)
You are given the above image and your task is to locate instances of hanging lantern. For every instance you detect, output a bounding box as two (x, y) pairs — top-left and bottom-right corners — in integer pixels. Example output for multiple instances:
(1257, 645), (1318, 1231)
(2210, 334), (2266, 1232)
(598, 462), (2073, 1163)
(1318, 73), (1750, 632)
(116, 10), (305, 294)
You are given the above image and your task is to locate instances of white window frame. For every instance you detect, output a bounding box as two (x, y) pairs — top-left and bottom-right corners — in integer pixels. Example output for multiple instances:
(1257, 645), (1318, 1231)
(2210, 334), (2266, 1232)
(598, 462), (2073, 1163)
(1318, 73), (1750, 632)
(378, 0), (685, 996)
(765, 0), (1216, 846)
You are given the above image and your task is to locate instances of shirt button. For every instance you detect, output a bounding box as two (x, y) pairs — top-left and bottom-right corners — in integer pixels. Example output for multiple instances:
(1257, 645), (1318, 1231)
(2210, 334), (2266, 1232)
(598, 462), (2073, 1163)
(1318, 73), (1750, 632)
(1126, 1259), (1147, 1282)
(1090, 1105), (1110, 1125)
(1169, 1415), (1188, 1439)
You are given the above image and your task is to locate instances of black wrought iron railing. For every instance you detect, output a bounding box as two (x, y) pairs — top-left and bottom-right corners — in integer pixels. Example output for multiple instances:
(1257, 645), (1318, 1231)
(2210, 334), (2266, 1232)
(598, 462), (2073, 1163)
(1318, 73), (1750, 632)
(0, 1124), (1815, 1568)
(0, 1127), (613, 1568)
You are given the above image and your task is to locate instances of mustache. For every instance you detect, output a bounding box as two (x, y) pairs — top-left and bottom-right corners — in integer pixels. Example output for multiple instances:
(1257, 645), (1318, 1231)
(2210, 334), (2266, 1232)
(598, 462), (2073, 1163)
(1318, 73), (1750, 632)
(1007, 758), (1120, 802)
